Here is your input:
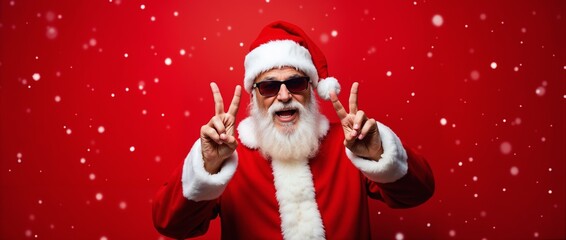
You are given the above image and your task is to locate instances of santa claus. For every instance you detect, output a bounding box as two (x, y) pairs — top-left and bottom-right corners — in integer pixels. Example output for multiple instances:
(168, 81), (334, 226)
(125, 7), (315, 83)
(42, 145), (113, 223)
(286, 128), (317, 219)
(153, 20), (435, 240)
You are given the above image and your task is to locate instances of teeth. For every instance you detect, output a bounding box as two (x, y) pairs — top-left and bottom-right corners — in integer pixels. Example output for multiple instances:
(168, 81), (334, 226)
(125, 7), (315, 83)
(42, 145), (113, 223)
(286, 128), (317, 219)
(276, 110), (296, 116)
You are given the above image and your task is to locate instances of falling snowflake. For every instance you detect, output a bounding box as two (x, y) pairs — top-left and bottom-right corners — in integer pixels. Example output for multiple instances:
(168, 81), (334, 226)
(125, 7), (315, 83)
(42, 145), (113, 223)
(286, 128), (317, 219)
(432, 14), (444, 27)
(500, 141), (512, 155)
(535, 86), (546, 96)
(331, 30), (338, 37)
(89, 38), (97, 47)
(46, 26), (58, 39)
(25, 229), (33, 237)
(368, 46), (377, 55)
(32, 73), (41, 81)
(320, 33), (330, 44)
(510, 166), (519, 176)
(449, 230), (456, 237)
(490, 62), (498, 69)
(470, 70), (480, 81)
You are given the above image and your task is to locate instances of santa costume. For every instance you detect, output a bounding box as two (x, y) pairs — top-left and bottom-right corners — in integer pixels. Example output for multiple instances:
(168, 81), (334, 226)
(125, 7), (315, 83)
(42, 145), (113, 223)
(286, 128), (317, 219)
(153, 20), (435, 240)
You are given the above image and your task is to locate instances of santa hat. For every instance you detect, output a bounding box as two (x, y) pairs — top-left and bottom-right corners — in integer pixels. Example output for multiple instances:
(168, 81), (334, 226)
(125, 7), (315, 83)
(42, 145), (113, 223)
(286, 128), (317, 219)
(244, 20), (340, 100)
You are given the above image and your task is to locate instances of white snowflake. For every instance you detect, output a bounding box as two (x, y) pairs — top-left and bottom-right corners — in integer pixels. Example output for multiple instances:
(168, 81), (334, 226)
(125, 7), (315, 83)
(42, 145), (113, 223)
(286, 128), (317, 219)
(510, 166), (519, 176)
(32, 73), (41, 81)
(432, 14), (444, 27)
(500, 141), (512, 155)
(490, 62), (498, 69)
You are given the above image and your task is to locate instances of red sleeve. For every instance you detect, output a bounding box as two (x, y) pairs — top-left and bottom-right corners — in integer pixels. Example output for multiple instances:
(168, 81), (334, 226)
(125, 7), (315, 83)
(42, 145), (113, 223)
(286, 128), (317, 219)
(366, 146), (435, 208)
(152, 163), (219, 239)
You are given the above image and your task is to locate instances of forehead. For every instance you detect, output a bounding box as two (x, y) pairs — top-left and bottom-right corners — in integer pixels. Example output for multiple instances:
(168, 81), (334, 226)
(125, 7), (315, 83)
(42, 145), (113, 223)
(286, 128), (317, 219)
(255, 67), (305, 82)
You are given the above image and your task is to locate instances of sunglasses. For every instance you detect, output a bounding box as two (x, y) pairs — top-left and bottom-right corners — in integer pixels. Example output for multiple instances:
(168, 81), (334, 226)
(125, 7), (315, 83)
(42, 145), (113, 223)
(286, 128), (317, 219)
(252, 76), (310, 97)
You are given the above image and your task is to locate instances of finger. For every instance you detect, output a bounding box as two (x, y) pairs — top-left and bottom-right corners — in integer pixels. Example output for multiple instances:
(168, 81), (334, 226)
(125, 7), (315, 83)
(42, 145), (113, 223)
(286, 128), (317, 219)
(209, 116), (227, 139)
(358, 118), (376, 140)
(353, 110), (366, 131)
(224, 135), (238, 147)
(201, 125), (222, 144)
(330, 90), (348, 120)
(227, 85), (242, 116)
(345, 128), (356, 142)
(210, 82), (225, 115)
(344, 133), (356, 148)
(349, 82), (359, 114)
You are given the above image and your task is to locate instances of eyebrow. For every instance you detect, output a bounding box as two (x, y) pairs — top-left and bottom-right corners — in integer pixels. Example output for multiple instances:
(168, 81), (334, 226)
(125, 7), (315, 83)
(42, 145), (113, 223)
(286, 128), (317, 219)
(260, 74), (305, 82)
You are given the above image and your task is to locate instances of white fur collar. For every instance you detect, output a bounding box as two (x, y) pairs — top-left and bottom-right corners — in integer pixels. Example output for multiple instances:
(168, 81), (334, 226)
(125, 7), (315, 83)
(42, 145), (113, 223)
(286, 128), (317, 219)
(237, 115), (330, 149)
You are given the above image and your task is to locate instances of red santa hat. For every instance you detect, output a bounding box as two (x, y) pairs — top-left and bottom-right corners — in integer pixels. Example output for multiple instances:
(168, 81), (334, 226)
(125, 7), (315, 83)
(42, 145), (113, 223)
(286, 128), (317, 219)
(244, 20), (340, 100)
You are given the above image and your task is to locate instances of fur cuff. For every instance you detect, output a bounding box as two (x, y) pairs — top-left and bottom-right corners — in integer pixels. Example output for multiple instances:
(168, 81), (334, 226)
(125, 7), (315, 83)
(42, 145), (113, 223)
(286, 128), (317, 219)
(181, 139), (238, 201)
(346, 121), (408, 183)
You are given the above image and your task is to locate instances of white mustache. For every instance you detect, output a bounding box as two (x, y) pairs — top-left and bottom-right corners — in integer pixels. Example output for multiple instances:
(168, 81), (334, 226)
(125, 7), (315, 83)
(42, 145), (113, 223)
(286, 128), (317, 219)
(267, 101), (305, 115)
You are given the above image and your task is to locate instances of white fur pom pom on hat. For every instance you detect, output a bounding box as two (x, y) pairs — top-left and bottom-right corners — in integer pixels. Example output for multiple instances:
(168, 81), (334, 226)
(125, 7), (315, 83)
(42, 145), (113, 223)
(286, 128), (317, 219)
(316, 77), (340, 100)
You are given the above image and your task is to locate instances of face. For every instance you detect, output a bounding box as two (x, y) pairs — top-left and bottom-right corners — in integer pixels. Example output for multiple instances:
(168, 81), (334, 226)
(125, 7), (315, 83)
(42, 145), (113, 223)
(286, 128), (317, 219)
(253, 67), (311, 131)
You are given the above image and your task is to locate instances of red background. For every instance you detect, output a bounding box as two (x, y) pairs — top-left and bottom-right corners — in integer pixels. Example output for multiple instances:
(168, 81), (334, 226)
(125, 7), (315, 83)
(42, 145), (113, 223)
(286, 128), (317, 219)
(1, 0), (565, 239)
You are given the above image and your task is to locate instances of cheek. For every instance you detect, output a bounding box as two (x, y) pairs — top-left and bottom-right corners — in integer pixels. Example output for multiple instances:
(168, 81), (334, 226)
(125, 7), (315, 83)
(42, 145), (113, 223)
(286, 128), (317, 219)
(255, 94), (272, 111)
(295, 94), (309, 106)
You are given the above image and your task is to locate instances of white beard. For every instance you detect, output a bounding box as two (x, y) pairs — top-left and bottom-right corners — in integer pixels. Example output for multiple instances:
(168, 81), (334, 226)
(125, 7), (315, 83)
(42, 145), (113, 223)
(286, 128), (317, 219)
(250, 92), (322, 163)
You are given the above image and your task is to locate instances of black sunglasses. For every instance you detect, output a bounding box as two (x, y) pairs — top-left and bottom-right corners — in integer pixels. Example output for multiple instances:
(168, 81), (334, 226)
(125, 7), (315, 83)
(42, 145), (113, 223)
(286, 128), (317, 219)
(252, 76), (310, 97)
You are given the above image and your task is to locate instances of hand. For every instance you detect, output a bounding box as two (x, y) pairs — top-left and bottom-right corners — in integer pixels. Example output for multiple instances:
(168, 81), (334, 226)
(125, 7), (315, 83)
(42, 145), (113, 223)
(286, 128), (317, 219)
(200, 82), (241, 174)
(329, 82), (383, 160)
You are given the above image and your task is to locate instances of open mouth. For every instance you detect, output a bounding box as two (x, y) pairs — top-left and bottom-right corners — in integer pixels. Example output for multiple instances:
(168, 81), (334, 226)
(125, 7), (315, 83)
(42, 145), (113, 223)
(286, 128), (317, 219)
(275, 109), (297, 117)
(274, 109), (298, 122)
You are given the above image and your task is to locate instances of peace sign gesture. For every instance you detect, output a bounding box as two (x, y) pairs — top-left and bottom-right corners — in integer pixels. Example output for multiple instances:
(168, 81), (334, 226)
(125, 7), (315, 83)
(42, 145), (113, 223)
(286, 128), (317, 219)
(329, 82), (383, 160)
(200, 82), (241, 174)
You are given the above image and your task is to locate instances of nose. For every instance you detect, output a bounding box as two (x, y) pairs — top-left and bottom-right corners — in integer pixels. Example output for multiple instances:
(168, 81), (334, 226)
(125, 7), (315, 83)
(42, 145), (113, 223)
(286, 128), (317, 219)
(276, 84), (292, 102)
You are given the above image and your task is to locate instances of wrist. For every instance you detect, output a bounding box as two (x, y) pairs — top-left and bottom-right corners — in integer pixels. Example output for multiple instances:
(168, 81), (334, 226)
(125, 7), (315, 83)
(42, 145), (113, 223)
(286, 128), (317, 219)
(202, 154), (223, 174)
(369, 142), (384, 161)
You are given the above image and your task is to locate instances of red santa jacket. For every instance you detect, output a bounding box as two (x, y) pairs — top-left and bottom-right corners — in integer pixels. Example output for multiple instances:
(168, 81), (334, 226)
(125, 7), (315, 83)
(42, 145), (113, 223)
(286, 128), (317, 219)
(153, 118), (434, 239)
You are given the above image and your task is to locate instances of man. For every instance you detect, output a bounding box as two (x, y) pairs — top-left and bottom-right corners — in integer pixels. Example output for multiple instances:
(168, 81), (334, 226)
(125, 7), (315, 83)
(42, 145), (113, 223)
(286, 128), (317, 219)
(153, 20), (434, 240)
